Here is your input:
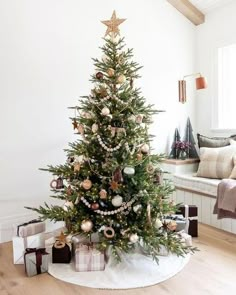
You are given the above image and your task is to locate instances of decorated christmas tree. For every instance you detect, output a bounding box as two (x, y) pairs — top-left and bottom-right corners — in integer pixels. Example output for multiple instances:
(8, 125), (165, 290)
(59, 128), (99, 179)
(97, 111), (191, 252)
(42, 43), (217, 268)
(28, 11), (195, 262)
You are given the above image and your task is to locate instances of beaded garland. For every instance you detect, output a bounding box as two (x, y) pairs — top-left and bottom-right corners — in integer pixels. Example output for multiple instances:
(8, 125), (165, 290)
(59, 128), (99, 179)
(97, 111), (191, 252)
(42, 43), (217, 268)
(80, 196), (136, 215)
(97, 134), (123, 152)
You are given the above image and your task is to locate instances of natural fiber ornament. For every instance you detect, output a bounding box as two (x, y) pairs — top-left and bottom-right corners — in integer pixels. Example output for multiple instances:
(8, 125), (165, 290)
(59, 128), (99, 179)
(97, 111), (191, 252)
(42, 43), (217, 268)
(101, 107), (110, 116)
(110, 180), (119, 191)
(99, 189), (107, 199)
(129, 233), (139, 243)
(82, 179), (92, 190)
(74, 162), (81, 172)
(107, 68), (115, 77)
(117, 74), (126, 84)
(72, 119), (78, 130)
(104, 226), (115, 238)
(101, 10), (126, 38)
(54, 240), (66, 249)
(81, 220), (93, 232)
(146, 163), (155, 174)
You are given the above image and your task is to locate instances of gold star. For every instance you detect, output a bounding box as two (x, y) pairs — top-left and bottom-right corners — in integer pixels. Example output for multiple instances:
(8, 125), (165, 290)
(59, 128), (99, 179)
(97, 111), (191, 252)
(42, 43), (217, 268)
(110, 180), (119, 191)
(56, 231), (67, 243)
(101, 11), (126, 38)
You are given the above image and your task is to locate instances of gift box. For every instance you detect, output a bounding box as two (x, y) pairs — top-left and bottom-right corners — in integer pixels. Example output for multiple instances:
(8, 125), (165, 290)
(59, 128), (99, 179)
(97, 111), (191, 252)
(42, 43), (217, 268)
(75, 243), (105, 272)
(24, 248), (49, 277)
(177, 205), (198, 237)
(164, 214), (189, 233)
(52, 241), (71, 263)
(71, 232), (99, 256)
(177, 231), (192, 247)
(15, 219), (46, 238)
(13, 233), (45, 264)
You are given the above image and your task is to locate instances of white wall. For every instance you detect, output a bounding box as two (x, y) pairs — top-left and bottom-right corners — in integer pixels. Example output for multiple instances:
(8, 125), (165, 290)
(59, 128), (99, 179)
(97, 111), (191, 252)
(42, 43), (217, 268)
(196, 1), (236, 137)
(0, 0), (196, 202)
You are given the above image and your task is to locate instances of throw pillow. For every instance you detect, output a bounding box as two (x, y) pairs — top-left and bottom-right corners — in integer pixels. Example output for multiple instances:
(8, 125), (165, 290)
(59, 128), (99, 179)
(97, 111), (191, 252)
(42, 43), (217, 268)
(197, 133), (230, 148)
(196, 145), (236, 179)
(230, 139), (236, 145)
(229, 156), (236, 179)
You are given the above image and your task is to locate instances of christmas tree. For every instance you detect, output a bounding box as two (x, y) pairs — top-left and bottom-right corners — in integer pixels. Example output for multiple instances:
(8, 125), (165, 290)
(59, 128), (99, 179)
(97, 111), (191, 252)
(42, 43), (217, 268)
(183, 117), (199, 159)
(169, 128), (181, 159)
(27, 11), (195, 262)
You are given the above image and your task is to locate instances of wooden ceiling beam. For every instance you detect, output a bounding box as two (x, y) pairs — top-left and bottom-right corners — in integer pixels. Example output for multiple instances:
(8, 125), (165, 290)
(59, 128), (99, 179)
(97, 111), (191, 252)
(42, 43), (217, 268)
(167, 0), (205, 26)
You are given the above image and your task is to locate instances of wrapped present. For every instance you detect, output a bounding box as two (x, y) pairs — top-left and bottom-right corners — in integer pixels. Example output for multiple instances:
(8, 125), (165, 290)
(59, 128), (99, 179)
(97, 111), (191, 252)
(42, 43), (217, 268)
(52, 240), (71, 263)
(15, 219), (46, 238)
(164, 214), (189, 233)
(177, 205), (198, 237)
(13, 233), (45, 264)
(24, 248), (49, 277)
(75, 243), (105, 272)
(71, 232), (99, 256)
(157, 245), (169, 256)
(177, 231), (192, 247)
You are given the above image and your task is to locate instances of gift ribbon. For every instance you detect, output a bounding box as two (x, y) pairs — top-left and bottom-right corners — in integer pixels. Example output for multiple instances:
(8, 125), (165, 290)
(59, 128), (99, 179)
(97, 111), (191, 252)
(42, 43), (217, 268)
(184, 205), (198, 232)
(17, 219), (42, 236)
(25, 248), (48, 274)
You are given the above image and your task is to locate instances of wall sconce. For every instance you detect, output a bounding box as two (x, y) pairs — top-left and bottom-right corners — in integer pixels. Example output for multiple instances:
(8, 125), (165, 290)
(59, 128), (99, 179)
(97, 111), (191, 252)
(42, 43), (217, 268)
(178, 73), (207, 103)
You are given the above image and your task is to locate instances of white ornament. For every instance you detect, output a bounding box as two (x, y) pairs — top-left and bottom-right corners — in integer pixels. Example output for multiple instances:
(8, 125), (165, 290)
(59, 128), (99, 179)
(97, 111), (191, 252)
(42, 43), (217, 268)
(101, 107), (110, 116)
(81, 220), (93, 232)
(129, 233), (139, 243)
(154, 218), (163, 229)
(123, 166), (135, 176)
(112, 195), (123, 207)
(63, 201), (74, 211)
(117, 74), (126, 84)
(92, 123), (98, 133)
(141, 143), (150, 153)
(133, 204), (142, 213)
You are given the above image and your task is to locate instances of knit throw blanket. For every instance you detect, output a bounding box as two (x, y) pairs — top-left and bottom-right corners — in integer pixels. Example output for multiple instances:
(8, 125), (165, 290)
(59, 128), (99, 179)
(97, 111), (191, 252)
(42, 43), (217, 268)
(214, 179), (236, 219)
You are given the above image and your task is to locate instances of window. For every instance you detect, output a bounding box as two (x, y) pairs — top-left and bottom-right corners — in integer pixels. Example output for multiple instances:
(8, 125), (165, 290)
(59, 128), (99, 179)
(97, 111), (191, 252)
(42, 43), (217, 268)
(217, 44), (236, 129)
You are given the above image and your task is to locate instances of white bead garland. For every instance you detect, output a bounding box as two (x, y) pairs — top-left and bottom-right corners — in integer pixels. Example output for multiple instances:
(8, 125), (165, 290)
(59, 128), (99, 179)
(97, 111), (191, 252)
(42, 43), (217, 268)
(80, 196), (136, 215)
(125, 142), (136, 155)
(97, 135), (122, 152)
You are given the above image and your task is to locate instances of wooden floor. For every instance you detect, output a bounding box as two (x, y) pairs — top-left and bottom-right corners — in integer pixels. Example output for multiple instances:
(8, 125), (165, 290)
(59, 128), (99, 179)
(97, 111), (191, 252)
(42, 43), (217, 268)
(0, 224), (236, 295)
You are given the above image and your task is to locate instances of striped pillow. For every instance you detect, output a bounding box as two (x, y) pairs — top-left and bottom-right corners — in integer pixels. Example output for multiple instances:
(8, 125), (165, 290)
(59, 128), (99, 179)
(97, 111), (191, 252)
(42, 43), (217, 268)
(196, 146), (236, 179)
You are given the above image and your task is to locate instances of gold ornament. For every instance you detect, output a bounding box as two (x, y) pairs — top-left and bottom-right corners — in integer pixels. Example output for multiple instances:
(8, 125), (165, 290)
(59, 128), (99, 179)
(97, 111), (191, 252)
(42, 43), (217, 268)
(167, 220), (177, 231)
(117, 74), (126, 84)
(82, 179), (92, 190)
(107, 68), (115, 77)
(99, 189), (107, 199)
(101, 10), (126, 38)
(81, 220), (93, 232)
(74, 162), (81, 172)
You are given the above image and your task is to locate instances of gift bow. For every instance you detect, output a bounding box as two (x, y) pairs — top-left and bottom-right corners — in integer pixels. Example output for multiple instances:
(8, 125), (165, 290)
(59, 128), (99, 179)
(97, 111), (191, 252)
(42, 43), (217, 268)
(17, 219), (42, 236)
(25, 248), (48, 274)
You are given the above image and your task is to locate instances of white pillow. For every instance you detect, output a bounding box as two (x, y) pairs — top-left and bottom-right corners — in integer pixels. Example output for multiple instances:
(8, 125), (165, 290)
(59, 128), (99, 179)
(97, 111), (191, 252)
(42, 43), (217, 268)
(196, 145), (236, 179)
(230, 139), (236, 145)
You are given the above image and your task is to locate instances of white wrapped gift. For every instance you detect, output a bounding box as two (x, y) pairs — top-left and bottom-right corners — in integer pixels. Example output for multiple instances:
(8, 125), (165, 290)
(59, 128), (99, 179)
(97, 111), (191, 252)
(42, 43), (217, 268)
(177, 231), (192, 247)
(12, 232), (45, 264)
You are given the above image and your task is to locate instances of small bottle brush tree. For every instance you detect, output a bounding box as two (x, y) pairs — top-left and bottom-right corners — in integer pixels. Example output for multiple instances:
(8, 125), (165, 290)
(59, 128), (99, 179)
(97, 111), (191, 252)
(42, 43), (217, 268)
(27, 11), (196, 262)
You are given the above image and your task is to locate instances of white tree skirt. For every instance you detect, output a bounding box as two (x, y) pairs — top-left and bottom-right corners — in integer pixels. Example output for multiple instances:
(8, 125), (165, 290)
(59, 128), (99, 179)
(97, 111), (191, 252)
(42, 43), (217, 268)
(48, 251), (190, 289)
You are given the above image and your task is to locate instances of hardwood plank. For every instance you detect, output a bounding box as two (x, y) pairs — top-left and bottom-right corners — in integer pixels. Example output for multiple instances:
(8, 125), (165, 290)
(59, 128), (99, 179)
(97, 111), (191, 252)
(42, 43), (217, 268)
(167, 0), (205, 26)
(0, 224), (236, 294)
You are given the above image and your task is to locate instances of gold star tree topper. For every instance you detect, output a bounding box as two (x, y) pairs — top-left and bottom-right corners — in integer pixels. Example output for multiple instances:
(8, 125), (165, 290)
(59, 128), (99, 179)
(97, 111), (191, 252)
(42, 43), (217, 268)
(101, 11), (126, 38)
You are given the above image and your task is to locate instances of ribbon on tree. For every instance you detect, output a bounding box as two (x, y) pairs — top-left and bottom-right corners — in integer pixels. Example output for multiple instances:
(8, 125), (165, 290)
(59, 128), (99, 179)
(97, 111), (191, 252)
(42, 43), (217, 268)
(25, 248), (48, 274)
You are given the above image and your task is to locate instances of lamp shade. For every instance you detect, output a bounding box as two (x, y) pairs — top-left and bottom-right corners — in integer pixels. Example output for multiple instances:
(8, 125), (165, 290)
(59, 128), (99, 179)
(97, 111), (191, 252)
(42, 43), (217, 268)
(196, 76), (207, 90)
